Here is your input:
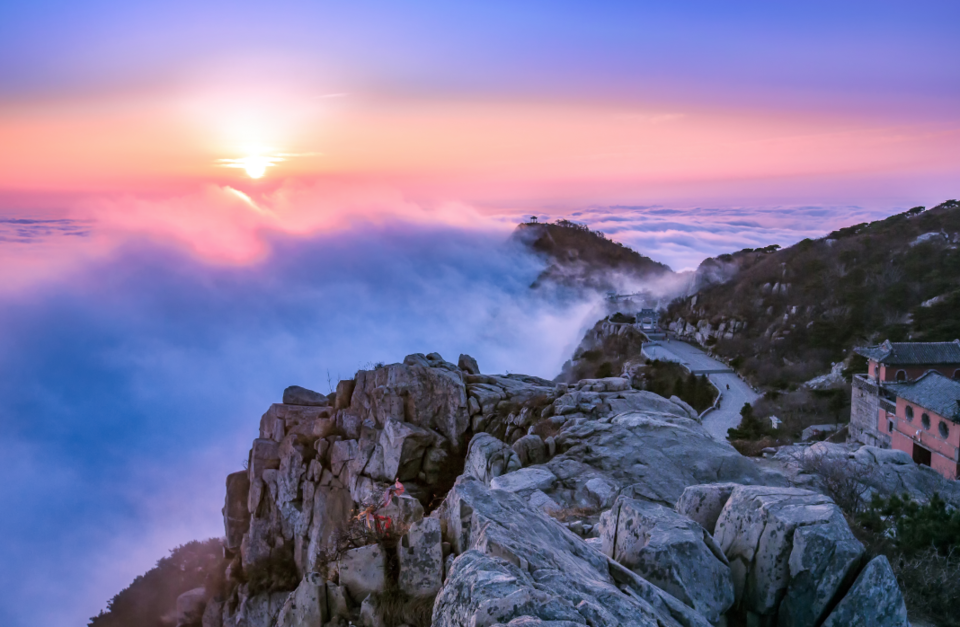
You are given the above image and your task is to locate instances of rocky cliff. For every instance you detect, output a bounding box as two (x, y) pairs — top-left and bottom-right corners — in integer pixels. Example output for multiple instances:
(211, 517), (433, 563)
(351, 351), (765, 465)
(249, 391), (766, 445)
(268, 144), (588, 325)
(172, 350), (921, 627)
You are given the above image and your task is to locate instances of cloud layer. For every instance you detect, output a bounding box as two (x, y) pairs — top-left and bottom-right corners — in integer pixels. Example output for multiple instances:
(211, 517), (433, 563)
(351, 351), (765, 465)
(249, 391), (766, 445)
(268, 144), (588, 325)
(0, 220), (608, 627)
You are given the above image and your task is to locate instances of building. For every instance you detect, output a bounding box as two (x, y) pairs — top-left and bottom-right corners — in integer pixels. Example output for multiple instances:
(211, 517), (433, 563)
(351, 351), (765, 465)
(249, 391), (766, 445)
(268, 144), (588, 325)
(881, 371), (960, 480)
(637, 308), (660, 331)
(857, 339), (960, 382)
(849, 340), (960, 448)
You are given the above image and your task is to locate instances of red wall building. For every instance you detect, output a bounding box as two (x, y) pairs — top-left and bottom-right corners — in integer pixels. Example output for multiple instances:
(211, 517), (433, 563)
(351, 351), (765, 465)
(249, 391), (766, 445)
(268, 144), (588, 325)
(880, 371), (960, 481)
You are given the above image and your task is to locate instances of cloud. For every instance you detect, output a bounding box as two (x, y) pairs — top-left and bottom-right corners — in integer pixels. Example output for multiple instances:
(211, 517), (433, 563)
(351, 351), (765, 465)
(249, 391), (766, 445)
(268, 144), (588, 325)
(545, 203), (902, 271)
(0, 220), (604, 627)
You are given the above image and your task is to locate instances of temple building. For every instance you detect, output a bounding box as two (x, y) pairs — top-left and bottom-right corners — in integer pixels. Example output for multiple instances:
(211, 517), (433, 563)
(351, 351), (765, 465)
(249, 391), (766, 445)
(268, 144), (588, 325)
(881, 371), (960, 480)
(849, 340), (960, 449)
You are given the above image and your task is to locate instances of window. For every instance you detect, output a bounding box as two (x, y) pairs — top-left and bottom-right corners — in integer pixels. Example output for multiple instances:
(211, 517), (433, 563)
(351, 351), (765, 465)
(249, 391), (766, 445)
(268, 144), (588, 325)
(922, 413), (931, 430)
(939, 421), (949, 438)
(888, 420), (894, 433)
(905, 406), (914, 421)
(896, 370), (907, 382)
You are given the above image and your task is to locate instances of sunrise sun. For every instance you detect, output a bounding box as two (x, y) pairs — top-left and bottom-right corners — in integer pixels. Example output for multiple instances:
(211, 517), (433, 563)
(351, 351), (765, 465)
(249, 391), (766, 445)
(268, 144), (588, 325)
(217, 154), (284, 179)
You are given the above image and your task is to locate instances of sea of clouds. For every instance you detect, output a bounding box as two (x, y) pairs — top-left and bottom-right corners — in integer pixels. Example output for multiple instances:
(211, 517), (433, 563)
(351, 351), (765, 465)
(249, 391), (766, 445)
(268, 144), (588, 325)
(0, 193), (906, 627)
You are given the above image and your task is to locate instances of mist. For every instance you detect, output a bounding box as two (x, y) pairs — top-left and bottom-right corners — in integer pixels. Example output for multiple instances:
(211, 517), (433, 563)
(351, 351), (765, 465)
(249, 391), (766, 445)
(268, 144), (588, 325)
(0, 221), (602, 627)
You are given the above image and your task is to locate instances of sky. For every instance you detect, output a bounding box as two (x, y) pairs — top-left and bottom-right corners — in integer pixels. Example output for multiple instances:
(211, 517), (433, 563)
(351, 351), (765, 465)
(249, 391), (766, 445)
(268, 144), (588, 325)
(1, 1), (958, 625)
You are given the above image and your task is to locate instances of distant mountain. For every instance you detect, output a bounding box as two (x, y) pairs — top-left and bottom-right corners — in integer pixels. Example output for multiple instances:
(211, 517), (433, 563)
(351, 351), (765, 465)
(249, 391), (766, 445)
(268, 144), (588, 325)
(511, 219), (678, 294)
(664, 200), (960, 389)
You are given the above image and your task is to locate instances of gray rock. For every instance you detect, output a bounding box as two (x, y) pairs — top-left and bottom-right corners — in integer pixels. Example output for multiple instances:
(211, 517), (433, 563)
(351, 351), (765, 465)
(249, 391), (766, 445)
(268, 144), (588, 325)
(223, 591), (288, 627)
(175, 587), (207, 626)
(669, 395), (700, 420)
(599, 497), (734, 623)
(458, 354), (480, 374)
(283, 385), (329, 406)
(304, 485), (354, 571)
(463, 433), (521, 484)
(248, 439), (280, 483)
(376, 419), (437, 481)
(377, 493), (424, 531)
(540, 411), (769, 511)
(335, 379), (356, 410)
(779, 520), (865, 627)
(201, 599), (222, 627)
(339, 543), (386, 603)
(714, 486), (862, 623)
(512, 434), (548, 466)
(398, 517), (444, 597)
(351, 362), (469, 450)
(433, 477), (712, 627)
(821, 556), (908, 627)
(224, 471), (251, 551)
(275, 578), (327, 627)
(675, 483), (740, 535)
(800, 423), (841, 441)
(490, 467), (557, 495)
(326, 584), (350, 619)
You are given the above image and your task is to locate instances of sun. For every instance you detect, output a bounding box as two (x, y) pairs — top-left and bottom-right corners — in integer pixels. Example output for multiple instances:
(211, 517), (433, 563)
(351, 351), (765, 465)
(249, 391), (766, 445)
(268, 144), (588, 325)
(217, 154), (284, 179)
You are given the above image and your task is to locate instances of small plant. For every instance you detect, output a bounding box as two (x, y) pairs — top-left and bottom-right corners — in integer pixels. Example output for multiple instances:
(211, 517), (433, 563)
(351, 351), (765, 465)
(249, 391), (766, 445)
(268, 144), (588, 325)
(244, 548), (300, 596)
(794, 448), (873, 513)
(548, 505), (599, 523)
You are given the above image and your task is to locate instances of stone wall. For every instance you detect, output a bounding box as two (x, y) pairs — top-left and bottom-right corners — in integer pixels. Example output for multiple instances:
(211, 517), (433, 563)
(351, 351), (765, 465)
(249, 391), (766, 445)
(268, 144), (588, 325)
(850, 374), (890, 448)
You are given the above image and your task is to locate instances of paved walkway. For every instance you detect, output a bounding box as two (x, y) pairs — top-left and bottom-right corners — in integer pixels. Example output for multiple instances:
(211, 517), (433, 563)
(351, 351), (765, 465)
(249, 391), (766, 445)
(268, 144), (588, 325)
(642, 339), (760, 441)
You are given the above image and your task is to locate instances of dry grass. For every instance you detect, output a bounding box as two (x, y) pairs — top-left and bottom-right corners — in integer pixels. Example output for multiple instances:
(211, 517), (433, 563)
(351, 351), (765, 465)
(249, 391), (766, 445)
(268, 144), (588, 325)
(548, 506), (599, 523)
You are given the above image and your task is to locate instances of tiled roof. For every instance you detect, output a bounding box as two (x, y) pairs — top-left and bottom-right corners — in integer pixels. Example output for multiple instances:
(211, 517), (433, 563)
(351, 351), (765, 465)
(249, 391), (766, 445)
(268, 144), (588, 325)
(888, 371), (960, 422)
(855, 339), (960, 365)
(638, 308), (659, 317)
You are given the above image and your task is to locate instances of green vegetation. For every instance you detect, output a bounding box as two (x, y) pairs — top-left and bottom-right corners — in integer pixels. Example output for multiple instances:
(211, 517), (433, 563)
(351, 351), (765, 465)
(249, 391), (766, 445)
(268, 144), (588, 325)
(853, 494), (960, 627)
(727, 403), (768, 440)
(244, 548), (300, 596)
(88, 538), (225, 627)
(513, 219), (672, 293)
(633, 360), (717, 413)
(667, 200), (960, 389)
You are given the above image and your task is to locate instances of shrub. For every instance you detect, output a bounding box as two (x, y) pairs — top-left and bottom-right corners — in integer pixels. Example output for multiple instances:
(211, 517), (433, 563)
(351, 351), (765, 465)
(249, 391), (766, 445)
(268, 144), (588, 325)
(245, 549), (299, 596)
(853, 493), (960, 626)
(727, 403), (769, 441)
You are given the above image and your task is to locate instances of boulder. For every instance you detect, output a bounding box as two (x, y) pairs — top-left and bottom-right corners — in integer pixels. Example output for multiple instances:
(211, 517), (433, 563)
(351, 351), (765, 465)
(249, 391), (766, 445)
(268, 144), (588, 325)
(490, 467), (557, 495)
(335, 379), (356, 410)
(248, 439), (280, 483)
(175, 587), (207, 626)
(282, 385), (329, 406)
(224, 471), (251, 551)
(350, 362), (469, 450)
(779, 520), (865, 627)
(433, 477), (712, 627)
(541, 411), (769, 511)
(675, 483), (739, 535)
(820, 556), (909, 627)
(223, 591), (288, 627)
(376, 419), (437, 481)
(458, 354), (480, 375)
(377, 493), (424, 531)
(714, 486), (864, 624)
(275, 578), (327, 627)
(598, 497), (734, 623)
(398, 517), (444, 597)
(339, 543), (386, 603)
(201, 599), (222, 627)
(304, 485), (354, 570)
(512, 434), (548, 466)
(463, 433), (521, 484)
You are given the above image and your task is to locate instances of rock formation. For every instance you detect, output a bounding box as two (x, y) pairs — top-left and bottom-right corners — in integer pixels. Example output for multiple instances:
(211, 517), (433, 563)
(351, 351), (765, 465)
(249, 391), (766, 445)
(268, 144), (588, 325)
(186, 350), (913, 627)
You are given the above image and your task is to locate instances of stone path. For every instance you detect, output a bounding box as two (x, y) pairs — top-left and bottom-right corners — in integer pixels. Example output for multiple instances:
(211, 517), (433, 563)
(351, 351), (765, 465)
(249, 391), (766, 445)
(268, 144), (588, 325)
(641, 339), (760, 441)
